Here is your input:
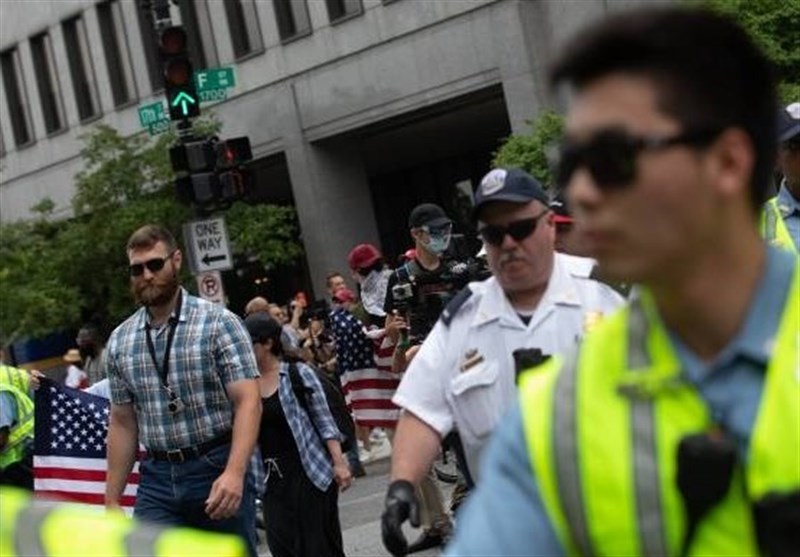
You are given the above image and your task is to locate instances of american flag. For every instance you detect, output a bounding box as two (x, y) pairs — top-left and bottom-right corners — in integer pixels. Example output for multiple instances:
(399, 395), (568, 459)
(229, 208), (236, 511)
(34, 381), (139, 513)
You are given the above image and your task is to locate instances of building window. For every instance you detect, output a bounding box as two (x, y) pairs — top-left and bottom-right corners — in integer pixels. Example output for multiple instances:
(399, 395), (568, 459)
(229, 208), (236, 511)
(0, 47), (34, 146)
(225, 0), (264, 59)
(178, 0), (218, 70)
(273, 0), (311, 42)
(326, 0), (362, 22)
(30, 32), (65, 134)
(62, 16), (101, 121)
(97, 0), (136, 106)
(135, 3), (162, 93)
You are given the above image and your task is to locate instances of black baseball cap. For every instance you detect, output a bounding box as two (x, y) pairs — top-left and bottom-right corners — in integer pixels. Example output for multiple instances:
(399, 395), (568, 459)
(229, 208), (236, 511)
(408, 203), (452, 229)
(473, 168), (549, 220)
(244, 313), (282, 344)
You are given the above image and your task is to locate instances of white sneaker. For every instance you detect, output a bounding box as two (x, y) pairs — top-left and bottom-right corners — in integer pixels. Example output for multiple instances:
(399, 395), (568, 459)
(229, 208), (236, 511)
(369, 428), (387, 443)
(369, 438), (392, 462)
(358, 445), (373, 463)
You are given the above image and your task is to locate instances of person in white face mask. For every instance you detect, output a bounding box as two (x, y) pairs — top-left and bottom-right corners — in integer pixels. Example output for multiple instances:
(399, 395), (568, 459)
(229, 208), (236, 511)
(382, 204), (462, 354)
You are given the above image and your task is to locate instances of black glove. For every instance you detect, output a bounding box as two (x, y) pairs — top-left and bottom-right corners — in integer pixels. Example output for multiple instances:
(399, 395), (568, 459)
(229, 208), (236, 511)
(381, 479), (420, 556)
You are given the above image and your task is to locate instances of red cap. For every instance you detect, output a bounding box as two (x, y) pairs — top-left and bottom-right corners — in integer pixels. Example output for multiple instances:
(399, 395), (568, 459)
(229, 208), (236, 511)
(403, 248), (417, 261)
(347, 243), (382, 270)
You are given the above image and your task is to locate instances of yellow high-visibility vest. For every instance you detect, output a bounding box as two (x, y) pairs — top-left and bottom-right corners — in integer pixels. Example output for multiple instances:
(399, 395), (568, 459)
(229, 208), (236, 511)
(0, 384), (34, 470)
(0, 487), (248, 557)
(520, 262), (799, 555)
(0, 365), (31, 394)
(761, 197), (797, 253)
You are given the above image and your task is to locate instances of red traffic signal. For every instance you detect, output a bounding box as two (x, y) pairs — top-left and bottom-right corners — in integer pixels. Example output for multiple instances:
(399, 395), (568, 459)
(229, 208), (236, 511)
(159, 26), (188, 56)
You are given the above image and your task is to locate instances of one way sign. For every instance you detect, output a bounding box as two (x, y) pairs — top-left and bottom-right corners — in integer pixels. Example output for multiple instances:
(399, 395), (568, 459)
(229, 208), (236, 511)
(184, 217), (234, 273)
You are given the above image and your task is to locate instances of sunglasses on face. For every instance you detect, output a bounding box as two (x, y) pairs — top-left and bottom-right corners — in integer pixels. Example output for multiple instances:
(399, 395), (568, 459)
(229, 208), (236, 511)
(129, 252), (174, 277)
(479, 209), (550, 246)
(553, 127), (721, 190)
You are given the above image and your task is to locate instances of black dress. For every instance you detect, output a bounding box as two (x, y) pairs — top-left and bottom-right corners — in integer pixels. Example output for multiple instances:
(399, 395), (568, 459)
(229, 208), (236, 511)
(259, 391), (345, 557)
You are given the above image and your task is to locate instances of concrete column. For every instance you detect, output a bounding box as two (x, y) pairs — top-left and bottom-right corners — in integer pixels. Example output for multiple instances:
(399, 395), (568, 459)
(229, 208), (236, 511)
(280, 83), (379, 297)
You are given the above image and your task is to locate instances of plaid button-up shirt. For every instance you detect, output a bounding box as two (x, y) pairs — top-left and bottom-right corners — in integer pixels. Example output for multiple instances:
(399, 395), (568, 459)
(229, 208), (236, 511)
(106, 289), (259, 451)
(274, 362), (341, 492)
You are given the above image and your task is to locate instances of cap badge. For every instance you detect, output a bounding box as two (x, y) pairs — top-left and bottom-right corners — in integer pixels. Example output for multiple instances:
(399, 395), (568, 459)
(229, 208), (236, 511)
(480, 169), (507, 196)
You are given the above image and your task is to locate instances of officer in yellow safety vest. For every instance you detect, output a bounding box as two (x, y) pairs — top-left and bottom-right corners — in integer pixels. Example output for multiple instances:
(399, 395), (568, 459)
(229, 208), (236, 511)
(0, 486), (248, 557)
(445, 8), (798, 557)
(761, 104), (800, 252)
(0, 356), (36, 489)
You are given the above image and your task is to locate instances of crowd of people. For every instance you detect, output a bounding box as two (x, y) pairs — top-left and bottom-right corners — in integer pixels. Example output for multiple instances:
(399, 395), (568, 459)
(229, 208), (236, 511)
(2, 5), (799, 557)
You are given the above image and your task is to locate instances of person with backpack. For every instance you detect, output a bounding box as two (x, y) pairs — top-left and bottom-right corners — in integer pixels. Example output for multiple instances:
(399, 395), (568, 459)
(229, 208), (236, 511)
(244, 313), (351, 557)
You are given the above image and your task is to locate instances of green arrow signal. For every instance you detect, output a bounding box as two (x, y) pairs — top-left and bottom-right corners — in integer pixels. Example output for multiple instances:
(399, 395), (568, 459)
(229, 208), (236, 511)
(171, 91), (197, 117)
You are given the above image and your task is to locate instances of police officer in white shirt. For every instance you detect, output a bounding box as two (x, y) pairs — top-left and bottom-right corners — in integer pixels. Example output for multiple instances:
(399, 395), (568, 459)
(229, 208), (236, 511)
(381, 167), (625, 556)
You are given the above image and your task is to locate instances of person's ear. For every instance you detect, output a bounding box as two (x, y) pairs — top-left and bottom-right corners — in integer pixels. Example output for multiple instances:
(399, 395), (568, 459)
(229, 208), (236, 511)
(172, 249), (183, 272)
(705, 128), (755, 202)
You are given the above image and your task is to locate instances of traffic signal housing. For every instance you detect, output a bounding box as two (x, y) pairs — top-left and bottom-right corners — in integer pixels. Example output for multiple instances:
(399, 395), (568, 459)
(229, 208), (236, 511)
(170, 136), (253, 208)
(160, 26), (199, 120)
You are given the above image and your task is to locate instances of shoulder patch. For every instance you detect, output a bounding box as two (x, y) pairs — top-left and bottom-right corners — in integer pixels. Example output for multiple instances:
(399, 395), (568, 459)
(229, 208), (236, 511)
(440, 285), (473, 327)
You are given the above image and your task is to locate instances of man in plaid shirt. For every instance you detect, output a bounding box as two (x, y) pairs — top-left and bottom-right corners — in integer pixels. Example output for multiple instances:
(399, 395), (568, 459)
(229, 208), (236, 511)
(104, 225), (261, 556)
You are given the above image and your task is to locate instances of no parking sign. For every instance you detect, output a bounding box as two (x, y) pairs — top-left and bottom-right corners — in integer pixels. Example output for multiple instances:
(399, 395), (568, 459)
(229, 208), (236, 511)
(196, 271), (226, 304)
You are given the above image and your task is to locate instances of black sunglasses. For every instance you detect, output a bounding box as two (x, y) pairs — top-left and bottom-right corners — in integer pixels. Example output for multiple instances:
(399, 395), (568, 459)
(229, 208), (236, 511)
(129, 252), (175, 277)
(479, 209), (550, 246)
(554, 127), (721, 190)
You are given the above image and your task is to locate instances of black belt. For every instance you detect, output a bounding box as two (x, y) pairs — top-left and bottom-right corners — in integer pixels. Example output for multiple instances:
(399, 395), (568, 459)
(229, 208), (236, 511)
(147, 432), (232, 463)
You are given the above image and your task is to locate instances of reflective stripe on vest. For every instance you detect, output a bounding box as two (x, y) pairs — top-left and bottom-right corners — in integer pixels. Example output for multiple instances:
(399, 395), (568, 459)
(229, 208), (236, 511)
(761, 198), (796, 253)
(0, 384), (34, 469)
(0, 365), (30, 394)
(521, 262), (799, 556)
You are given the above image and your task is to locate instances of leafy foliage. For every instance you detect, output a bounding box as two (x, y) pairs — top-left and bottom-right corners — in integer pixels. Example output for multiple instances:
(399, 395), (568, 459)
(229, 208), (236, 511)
(0, 121), (303, 343)
(702, 0), (800, 103)
(492, 110), (564, 189)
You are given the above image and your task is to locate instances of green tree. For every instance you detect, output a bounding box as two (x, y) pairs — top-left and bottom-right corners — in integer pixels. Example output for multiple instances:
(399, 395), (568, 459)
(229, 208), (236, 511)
(0, 123), (303, 342)
(702, 0), (800, 103)
(492, 110), (564, 189)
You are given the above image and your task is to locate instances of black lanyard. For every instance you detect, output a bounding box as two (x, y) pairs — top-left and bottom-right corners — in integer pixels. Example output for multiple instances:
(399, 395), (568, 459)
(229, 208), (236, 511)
(144, 291), (182, 399)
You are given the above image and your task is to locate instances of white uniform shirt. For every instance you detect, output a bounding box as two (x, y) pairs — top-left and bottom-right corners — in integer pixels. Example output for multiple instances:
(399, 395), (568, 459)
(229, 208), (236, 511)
(392, 253), (625, 481)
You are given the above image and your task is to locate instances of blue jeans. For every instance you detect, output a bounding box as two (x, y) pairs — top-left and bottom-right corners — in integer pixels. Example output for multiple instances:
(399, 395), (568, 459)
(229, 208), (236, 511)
(134, 443), (257, 557)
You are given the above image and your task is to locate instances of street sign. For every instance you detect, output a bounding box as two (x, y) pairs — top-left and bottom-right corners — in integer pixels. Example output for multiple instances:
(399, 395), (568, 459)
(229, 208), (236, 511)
(196, 270), (226, 304)
(138, 102), (171, 136)
(195, 67), (236, 103)
(196, 67), (235, 91)
(184, 217), (234, 273)
(138, 102), (166, 126)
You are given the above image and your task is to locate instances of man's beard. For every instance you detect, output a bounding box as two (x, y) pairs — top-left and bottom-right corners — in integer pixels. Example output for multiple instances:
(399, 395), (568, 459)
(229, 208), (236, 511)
(131, 273), (180, 307)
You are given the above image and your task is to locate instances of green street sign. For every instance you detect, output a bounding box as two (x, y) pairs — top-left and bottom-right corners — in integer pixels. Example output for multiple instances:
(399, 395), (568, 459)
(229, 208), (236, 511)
(147, 120), (171, 136)
(195, 67), (235, 92)
(171, 91), (197, 117)
(138, 102), (166, 127)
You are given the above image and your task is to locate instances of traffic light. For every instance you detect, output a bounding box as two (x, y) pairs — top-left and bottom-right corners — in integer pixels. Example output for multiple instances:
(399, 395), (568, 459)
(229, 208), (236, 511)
(170, 136), (253, 207)
(159, 26), (199, 120)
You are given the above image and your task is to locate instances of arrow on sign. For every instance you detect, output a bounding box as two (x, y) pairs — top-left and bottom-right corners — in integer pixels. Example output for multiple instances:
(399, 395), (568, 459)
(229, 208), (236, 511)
(171, 91), (197, 117)
(202, 253), (227, 266)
